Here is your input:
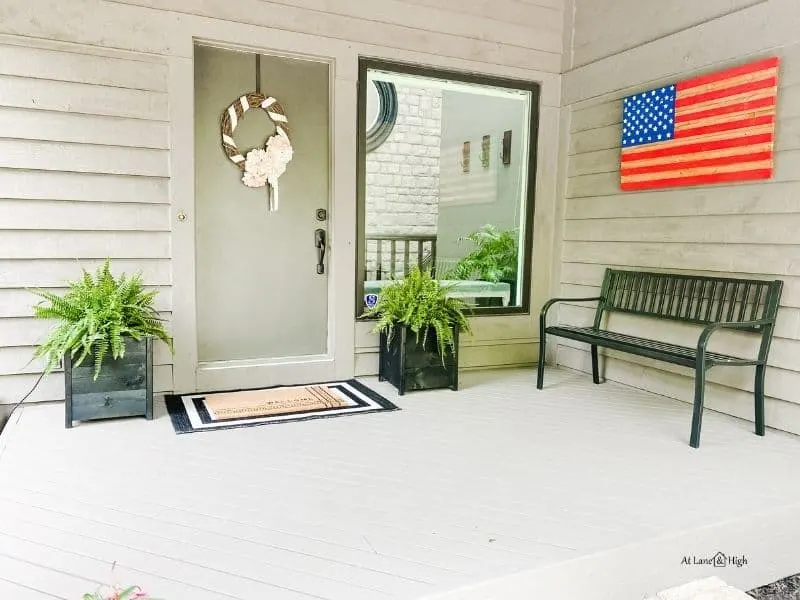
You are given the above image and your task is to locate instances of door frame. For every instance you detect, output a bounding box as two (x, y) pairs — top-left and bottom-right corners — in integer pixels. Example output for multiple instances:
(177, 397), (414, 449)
(167, 23), (357, 393)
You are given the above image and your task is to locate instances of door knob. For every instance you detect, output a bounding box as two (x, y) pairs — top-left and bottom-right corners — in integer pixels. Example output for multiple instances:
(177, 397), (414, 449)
(314, 228), (326, 275)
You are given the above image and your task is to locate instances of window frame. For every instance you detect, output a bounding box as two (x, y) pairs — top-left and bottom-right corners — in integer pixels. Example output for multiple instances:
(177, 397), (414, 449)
(355, 57), (541, 317)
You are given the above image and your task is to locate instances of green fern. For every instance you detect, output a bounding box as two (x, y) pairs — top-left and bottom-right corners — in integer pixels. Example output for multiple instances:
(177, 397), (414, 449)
(30, 259), (174, 381)
(364, 267), (472, 361)
(445, 224), (519, 283)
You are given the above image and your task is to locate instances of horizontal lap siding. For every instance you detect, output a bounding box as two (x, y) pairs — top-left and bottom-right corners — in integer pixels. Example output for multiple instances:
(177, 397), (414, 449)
(558, 0), (800, 434)
(0, 42), (172, 404)
(108, 0), (563, 73)
(572, 0), (766, 69)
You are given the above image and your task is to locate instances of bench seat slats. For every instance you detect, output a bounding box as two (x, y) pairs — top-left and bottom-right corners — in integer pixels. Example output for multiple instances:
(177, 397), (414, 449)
(546, 325), (760, 368)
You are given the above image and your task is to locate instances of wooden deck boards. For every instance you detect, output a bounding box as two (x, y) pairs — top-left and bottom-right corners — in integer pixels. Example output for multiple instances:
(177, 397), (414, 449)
(2, 368), (800, 599)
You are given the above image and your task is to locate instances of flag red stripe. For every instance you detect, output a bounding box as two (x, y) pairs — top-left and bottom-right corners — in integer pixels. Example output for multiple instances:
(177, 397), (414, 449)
(622, 133), (774, 163)
(675, 96), (776, 124)
(621, 169), (773, 191)
(674, 114), (775, 139)
(621, 133), (774, 162)
(621, 151), (773, 176)
(678, 57), (780, 91)
(675, 77), (777, 109)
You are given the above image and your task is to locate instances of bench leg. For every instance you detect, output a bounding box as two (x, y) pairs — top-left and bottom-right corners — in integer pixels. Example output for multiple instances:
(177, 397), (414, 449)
(690, 363), (706, 449)
(536, 334), (546, 390)
(754, 364), (766, 437)
(591, 345), (601, 385)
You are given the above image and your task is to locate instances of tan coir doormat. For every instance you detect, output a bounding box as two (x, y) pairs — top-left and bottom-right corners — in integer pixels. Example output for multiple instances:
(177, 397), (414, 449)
(165, 380), (399, 434)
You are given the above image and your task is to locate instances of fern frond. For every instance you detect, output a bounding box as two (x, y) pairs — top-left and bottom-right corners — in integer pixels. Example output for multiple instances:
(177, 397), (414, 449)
(93, 337), (109, 380)
(450, 225), (519, 283)
(28, 259), (174, 380)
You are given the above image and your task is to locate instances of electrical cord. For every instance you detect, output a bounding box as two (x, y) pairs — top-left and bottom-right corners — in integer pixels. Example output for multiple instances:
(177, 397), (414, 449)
(3, 370), (46, 426)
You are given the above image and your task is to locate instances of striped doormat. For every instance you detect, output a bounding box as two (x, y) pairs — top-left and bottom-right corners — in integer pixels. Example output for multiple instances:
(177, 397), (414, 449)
(165, 379), (399, 434)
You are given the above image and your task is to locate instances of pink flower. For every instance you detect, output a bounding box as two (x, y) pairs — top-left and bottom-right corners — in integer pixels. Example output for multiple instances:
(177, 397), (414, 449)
(98, 584), (150, 600)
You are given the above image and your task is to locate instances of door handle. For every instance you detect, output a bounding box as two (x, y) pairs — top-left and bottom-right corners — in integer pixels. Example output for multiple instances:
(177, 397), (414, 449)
(314, 228), (326, 274)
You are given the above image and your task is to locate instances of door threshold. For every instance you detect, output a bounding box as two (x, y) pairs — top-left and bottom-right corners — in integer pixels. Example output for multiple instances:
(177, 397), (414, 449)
(198, 355), (334, 371)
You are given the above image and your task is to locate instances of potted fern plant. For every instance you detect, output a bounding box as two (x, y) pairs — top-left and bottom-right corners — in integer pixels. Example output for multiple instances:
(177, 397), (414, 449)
(448, 224), (519, 306)
(30, 259), (173, 428)
(364, 267), (471, 395)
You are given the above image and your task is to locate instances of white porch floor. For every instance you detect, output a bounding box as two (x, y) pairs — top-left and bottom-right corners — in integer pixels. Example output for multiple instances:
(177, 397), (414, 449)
(2, 368), (800, 600)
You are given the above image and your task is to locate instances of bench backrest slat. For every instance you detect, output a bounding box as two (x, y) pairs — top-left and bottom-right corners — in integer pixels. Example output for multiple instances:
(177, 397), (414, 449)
(598, 269), (783, 331)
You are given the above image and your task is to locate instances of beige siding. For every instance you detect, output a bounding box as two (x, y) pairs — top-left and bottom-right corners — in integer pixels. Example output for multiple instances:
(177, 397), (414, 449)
(0, 0), (565, 403)
(558, 0), (800, 434)
(572, 0), (766, 68)
(108, 0), (563, 73)
(0, 39), (172, 404)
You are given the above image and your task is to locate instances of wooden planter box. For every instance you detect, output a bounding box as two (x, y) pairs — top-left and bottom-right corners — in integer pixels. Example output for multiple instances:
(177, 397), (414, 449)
(378, 324), (459, 395)
(65, 336), (153, 428)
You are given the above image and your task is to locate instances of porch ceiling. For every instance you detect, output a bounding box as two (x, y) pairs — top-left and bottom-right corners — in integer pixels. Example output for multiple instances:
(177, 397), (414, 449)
(1, 368), (800, 600)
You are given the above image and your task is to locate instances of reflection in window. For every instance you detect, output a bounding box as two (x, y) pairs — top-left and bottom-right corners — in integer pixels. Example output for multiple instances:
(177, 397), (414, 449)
(358, 62), (538, 314)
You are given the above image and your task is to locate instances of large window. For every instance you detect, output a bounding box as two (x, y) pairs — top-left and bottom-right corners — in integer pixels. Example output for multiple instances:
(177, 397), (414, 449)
(356, 59), (539, 316)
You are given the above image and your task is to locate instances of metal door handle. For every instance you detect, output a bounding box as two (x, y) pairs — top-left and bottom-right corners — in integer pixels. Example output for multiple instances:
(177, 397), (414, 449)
(314, 228), (326, 274)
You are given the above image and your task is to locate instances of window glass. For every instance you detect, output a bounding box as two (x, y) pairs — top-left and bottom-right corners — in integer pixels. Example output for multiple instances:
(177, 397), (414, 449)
(358, 61), (538, 315)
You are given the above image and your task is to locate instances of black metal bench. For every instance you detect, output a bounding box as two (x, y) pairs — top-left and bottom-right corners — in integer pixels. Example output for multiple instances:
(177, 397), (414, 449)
(537, 269), (783, 448)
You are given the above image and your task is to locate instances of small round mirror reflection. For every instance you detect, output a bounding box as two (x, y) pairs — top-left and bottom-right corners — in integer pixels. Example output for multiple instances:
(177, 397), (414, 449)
(365, 80), (397, 153)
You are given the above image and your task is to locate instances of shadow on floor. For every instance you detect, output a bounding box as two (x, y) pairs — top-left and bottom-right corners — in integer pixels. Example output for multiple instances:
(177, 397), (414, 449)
(0, 405), (10, 435)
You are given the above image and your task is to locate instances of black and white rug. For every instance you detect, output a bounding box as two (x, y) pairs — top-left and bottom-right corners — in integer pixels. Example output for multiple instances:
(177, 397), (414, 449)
(165, 379), (399, 434)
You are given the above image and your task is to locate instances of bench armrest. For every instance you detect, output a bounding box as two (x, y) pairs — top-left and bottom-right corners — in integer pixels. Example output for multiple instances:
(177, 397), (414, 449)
(541, 296), (601, 317)
(540, 297), (602, 330)
(697, 319), (772, 354)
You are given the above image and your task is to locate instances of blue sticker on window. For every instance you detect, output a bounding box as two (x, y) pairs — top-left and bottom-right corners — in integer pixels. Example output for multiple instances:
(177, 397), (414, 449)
(364, 293), (379, 309)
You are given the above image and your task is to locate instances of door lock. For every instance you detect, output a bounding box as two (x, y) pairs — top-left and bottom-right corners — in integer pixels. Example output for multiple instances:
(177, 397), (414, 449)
(314, 229), (326, 275)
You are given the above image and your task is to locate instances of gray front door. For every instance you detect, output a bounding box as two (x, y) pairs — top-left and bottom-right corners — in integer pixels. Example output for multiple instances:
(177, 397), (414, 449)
(191, 44), (332, 390)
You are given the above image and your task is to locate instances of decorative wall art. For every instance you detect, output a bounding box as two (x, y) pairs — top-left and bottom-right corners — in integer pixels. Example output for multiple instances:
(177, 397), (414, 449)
(481, 134), (491, 169)
(220, 91), (293, 211)
(502, 130), (512, 166)
(620, 56), (780, 191)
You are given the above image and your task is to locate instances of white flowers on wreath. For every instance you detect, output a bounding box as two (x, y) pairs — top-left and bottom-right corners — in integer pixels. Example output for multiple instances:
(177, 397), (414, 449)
(242, 133), (294, 189)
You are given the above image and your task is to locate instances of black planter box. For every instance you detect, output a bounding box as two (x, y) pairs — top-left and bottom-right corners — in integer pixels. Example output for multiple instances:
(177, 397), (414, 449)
(378, 324), (459, 395)
(64, 336), (153, 428)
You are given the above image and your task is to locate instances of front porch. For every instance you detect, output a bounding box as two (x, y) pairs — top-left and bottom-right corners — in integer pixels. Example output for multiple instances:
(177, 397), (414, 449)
(1, 367), (799, 600)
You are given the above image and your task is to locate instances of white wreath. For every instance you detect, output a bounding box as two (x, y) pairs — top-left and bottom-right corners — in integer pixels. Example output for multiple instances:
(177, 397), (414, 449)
(221, 93), (294, 212)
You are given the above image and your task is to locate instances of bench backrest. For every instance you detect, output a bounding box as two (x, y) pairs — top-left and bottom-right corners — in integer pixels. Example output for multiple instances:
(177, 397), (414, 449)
(597, 269), (783, 332)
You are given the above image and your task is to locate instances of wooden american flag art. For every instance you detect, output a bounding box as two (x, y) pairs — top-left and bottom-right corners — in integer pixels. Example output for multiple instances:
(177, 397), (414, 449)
(620, 56), (780, 191)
